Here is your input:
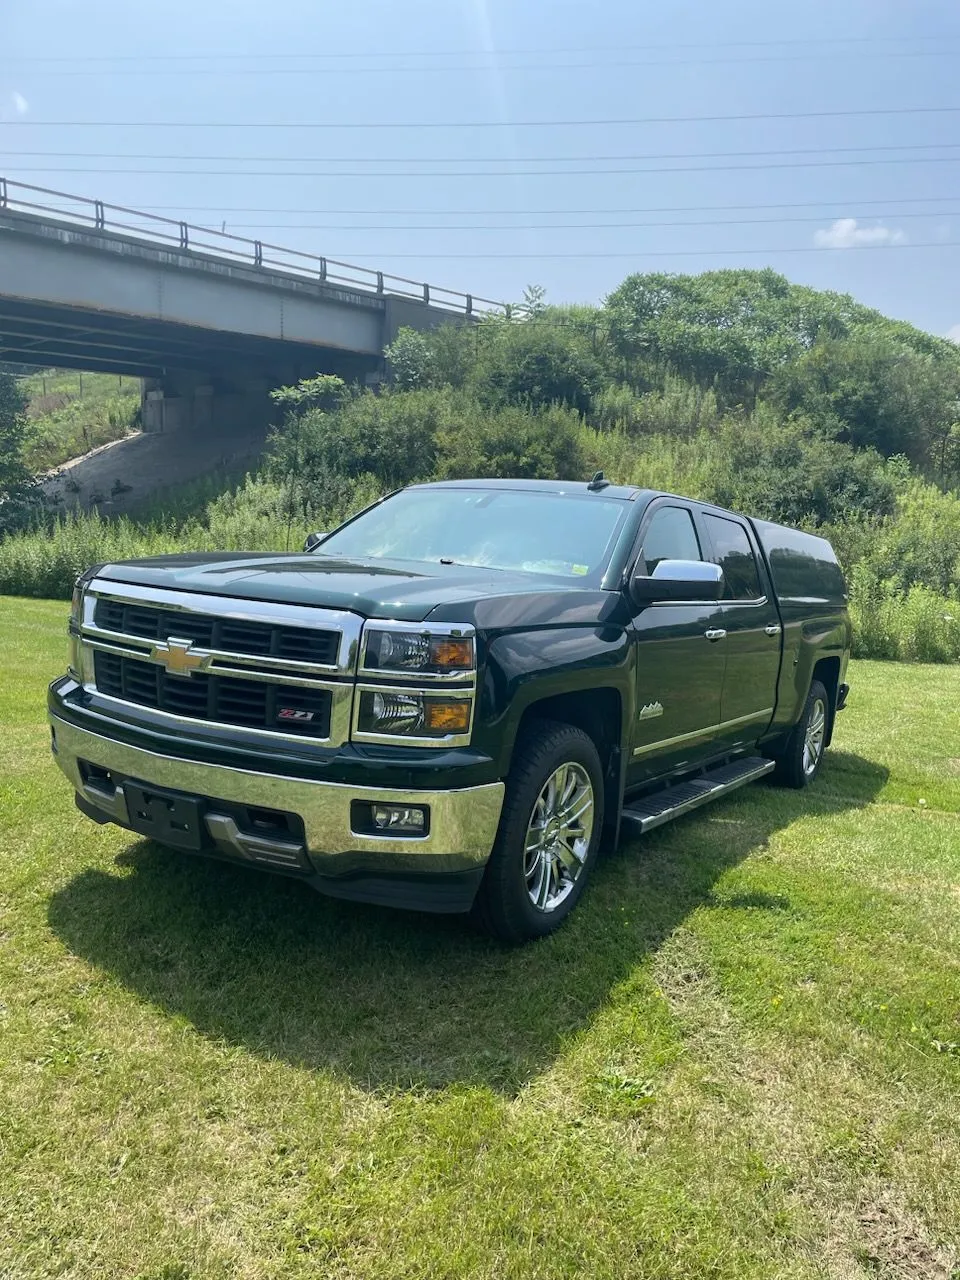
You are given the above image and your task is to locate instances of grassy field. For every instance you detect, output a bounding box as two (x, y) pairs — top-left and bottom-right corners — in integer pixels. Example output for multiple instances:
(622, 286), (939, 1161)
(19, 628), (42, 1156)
(1, 598), (959, 1279)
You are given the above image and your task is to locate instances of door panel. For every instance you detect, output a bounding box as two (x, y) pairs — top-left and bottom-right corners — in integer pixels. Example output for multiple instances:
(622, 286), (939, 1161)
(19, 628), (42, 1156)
(628, 601), (727, 783)
(700, 513), (782, 750)
(626, 503), (727, 784)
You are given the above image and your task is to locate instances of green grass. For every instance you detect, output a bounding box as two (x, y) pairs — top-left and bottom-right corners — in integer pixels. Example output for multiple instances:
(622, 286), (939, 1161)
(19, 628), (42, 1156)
(19, 369), (140, 473)
(2, 598), (959, 1278)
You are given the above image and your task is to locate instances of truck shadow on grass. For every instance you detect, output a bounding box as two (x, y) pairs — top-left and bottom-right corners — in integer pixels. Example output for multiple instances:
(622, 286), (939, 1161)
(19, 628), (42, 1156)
(47, 749), (887, 1095)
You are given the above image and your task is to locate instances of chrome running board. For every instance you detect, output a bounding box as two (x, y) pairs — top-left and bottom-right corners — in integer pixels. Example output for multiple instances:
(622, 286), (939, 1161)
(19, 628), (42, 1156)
(621, 756), (775, 835)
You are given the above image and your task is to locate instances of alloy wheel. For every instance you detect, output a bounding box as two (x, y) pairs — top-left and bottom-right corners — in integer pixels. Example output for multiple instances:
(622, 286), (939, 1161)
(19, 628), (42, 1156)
(523, 762), (595, 913)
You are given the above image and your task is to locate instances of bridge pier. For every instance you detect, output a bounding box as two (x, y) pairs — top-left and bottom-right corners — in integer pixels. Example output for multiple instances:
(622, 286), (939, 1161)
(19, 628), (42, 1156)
(141, 372), (274, 436)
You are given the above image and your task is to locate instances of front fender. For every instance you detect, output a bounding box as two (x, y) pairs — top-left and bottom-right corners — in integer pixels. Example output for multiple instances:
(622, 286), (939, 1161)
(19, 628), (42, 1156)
(473, 625), (633, 776)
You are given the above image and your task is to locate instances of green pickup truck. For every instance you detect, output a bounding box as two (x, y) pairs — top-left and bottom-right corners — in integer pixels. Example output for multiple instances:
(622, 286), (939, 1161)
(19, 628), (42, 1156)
(49, 477), (851, 942)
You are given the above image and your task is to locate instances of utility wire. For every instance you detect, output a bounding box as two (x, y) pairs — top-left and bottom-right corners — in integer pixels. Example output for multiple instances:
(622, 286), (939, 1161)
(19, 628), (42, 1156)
(6, 105), (960, 128)
(283, 241), (960, 260)
(4, 142), (959, 164)
(71, 196), (960, 215)
(15, 50), (960, 75)
(6, 34), (960, 61)
(9, 157), (960, 177)
(136, 210), (960, 232)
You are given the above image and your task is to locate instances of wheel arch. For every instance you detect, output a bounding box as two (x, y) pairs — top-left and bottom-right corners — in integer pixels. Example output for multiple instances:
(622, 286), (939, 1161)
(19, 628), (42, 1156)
(811, 655), (841, 745)
(513, 687), (623, 843)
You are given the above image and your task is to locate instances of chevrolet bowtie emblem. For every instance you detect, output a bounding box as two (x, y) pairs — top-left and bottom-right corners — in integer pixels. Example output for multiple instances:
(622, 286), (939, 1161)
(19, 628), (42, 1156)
(148, 637), (211, 677)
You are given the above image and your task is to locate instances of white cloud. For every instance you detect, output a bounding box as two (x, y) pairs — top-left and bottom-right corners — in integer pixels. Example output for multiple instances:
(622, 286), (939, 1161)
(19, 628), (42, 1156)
(11, 91), (29, 115)
(813, 218), (905, 250)
(947, 325), (960, 344)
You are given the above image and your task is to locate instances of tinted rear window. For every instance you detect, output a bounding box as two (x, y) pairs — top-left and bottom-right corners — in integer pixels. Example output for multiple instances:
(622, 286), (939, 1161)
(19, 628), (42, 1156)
(753, 521), (846, 601)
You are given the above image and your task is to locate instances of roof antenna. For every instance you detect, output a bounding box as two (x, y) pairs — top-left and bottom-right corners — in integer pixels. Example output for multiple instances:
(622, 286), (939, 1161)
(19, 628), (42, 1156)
(587, 470), (611, 491)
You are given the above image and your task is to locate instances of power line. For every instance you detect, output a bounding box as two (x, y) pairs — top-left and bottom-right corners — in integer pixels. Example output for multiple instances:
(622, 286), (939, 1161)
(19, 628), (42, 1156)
(5, 35), (959, 61)
(276, 241), (960, 260)
(6, 105), (960, 129)
(15, 50), (960, 76)
(154, 210), (960, 232)
(10, 156), (960, 178)
(5, 142), (959, 165)
(68, 196), (960, 215)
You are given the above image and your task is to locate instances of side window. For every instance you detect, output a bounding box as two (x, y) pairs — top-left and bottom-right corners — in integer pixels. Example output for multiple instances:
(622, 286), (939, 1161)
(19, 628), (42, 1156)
(640, 506), (702, 575)
(703, 515), (763, 601)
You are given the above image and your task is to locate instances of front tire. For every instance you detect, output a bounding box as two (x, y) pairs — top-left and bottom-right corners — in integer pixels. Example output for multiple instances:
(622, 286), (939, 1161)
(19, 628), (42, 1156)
(773, 679), (829, 789)
(476, 721), (604, 944)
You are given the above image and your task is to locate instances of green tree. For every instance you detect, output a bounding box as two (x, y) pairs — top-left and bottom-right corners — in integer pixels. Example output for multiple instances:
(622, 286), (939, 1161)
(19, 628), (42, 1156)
(0, 373), (40, 534)
(766, 335), (960, 467)
(604, 268), (867, 407)
(269, 374), (348, 415)
(384, 328), (435, 391)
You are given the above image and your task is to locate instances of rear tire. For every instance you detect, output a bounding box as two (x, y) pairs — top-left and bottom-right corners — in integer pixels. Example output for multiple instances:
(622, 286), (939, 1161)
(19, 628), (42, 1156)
(773, 679), (829, 790)
(475, 721), (604, 944)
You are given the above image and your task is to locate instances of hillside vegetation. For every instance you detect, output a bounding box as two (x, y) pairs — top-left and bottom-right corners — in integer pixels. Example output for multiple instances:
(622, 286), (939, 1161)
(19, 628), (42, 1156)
(18, 369), (141, 473)
(1, 269), (959, 660)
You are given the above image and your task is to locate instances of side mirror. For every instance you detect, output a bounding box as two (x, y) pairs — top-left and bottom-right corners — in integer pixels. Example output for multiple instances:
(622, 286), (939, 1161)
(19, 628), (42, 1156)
(630, 559), (724, 605)
(303, 531), (327, 553)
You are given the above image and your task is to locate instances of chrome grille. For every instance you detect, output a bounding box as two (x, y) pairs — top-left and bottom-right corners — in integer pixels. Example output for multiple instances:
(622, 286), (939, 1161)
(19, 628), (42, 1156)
(93, 651), (333, 737)
(93, 597), (339, 666)
(79, 581), (363, 745)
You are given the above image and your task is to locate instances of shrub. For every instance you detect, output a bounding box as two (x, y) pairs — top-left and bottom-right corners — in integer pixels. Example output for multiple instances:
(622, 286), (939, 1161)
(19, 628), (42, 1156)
(436, 402), (586, 480)
(848, 564), (960, 662)
(269, 374), (348, 415)
(593, 378), (721, 438)
(0, 473), (384, 600)
(470, 318), (602, 416)
(268, 388), (450, 497)
(0, 372), (41, 534)
(384, 329), (435, 391)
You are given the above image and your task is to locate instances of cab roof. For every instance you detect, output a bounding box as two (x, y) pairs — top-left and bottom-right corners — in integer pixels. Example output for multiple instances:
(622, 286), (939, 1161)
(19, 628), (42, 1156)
(410, 478), (649, 502)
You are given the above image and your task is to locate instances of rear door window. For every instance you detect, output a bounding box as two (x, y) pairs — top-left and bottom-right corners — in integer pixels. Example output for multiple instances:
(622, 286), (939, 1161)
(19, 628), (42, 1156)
(703, 515), (764, 601)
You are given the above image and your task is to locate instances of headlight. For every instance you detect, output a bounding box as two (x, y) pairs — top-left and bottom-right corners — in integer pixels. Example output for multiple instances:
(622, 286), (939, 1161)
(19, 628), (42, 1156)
(362, 626), (475, 676)
(356, 690), (472, 739)
(355, 623), (476, 745)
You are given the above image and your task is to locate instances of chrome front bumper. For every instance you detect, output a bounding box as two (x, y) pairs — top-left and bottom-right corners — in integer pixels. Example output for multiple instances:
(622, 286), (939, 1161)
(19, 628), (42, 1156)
(50, 714), (505, 904)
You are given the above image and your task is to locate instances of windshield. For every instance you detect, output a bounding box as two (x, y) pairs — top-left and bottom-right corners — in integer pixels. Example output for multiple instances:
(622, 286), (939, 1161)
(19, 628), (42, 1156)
(317, 487), (629, 580)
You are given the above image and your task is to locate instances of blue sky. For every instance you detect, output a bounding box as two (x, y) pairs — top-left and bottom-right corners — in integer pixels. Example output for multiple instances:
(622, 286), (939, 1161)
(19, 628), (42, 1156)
(2, 0), (960, 338)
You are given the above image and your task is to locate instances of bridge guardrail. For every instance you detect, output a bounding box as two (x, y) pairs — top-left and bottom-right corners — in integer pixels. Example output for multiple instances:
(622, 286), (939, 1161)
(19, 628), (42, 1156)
(0, 177), (510, 318)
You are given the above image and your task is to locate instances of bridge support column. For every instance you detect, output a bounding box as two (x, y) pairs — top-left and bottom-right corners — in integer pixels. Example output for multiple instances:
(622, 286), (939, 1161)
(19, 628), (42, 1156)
(141, 373), (274, 436)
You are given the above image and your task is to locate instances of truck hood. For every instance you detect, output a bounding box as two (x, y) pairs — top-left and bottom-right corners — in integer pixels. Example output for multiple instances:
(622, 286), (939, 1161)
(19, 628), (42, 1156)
(93, 551), (614, 625)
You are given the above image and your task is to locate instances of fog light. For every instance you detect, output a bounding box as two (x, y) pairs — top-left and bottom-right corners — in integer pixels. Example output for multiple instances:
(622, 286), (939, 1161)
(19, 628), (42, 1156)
(371, 804), (427, 833)
(352, 801), (429, 837)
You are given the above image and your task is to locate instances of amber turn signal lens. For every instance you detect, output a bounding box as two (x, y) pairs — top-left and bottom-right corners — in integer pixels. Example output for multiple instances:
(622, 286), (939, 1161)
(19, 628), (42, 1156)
(424, 701), (471, 733)
(429, 637), (474, 670)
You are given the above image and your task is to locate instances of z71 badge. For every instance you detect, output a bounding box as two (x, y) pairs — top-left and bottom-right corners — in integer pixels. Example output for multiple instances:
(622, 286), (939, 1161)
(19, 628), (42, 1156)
(277, 708), (316, 722)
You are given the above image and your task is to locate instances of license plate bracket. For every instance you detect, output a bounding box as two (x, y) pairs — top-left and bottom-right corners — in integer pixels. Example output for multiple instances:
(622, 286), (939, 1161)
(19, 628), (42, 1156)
(123, 781), (206, 851)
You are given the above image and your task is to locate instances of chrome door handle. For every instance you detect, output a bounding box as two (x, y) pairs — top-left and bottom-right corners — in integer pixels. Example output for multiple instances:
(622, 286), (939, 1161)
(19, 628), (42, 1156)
(764, 624), (782, 637)
(704, 628), (727, 642)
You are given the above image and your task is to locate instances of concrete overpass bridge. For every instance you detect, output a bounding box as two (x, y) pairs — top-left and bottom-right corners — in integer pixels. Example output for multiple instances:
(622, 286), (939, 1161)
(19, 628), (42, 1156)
(0, 178), (504, 433)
